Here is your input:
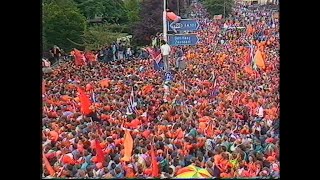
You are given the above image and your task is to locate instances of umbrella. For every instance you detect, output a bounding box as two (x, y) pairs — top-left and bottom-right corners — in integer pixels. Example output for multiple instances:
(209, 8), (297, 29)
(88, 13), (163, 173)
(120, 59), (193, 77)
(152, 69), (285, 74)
(175, 165), (212, 178)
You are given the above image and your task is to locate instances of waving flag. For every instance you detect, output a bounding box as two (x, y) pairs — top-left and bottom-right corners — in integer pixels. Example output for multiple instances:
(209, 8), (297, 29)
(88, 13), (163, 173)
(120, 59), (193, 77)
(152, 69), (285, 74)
(146, 47), (162, 64)
(253, 49), (266, 70)
(210, 79), (219, 97)
(73, 49), (86, 66)
(121, 130), (133, 162)
(77, 87), (92, 115)
(150, 143), (159, 177)
(91, 90), (96, 103)
(95, 140), (104, 163)
(127, 87), (137, 115)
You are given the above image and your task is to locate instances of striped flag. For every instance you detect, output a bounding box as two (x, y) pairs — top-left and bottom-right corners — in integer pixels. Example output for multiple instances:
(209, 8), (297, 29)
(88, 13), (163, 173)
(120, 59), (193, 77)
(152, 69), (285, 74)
(154, 53), (162, 64)
(249, 44), (254, 66)
(91, 90), (96, 103)
(146, 47), (162, 64)
(127, 87), (137, 115)
(210, 79), (218, 97)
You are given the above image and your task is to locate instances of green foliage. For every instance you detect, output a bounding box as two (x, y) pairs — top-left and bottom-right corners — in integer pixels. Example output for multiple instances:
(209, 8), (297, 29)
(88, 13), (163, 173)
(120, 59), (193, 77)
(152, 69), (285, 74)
(103, 0), (128, 24)
(131, 0), (163, 46)
(74, 0), (105, 19)
(43, 0), (87, 51)
(124, 0), (140, 24)
(203, 0), (234, 17)
(43, 0), (192, 51)
(74, 0), (128, 24)
(83, 24), (128, 50)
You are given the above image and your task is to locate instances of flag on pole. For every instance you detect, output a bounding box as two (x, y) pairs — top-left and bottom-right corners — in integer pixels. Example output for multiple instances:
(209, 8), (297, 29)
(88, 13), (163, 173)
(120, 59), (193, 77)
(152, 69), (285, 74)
(121, 130), (134, 162)
(249, 44), (254, 66)
(210, 79), (219, 97)
(95, 139), (104, 163)
(127, 87), (137, 115)
(77, 87), (92, 115)
(150, 143), (160, 177)
(91, 90), (96, 103)
(146, 47), (162, 64)
(253, 49), (266, 70)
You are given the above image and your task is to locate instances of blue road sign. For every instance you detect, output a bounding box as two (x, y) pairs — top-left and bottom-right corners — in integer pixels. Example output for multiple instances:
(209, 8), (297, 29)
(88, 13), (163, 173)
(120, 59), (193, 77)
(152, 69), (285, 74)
(167, 34), (199, 46)
(167, 19), (200, 31)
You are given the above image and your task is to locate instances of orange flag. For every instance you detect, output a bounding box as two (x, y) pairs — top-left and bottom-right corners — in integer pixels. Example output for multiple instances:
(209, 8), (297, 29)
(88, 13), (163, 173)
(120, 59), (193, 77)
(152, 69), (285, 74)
(95, 139), (104, 163)
(74, 49), (85, 66)
(254, 49), (266, 70)
(77, 87), (92, 115)
(85, 52), (97, 62)
(150, 144), (159, 177)
(244, 66), (254, 75)
(121, 130), (133, 162)
(43, 153), (55, 176)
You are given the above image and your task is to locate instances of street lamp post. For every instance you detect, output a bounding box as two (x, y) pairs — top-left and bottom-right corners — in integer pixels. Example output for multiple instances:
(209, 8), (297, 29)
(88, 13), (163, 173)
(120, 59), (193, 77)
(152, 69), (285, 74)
(177, 0), (180, 16)
(224, 0), (226, 18)
(163, 0), (167, 42)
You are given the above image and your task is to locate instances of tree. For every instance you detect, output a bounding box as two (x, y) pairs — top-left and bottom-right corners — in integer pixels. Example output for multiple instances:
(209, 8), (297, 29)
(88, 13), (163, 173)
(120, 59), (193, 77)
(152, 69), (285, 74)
(74, 0), (128, 24)
(203, 0), (234, 17)
(132, 0), (163, 46)
(43, 0), (87, 51)
(124, 0), (140, 25)
(102, 0), (128, 24)
(131, 0), (182, 46)
(83, 24), (127, 50)
(74, 0), (105, 20)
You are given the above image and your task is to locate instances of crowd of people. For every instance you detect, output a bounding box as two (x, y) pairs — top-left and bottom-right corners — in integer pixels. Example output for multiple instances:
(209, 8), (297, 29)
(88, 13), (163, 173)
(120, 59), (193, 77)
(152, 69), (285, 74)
(42, 1), (279, 178)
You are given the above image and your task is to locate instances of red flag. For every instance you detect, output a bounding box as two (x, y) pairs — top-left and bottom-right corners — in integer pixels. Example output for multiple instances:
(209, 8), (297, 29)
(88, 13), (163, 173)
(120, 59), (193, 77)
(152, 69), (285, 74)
(77, 87), (92, 115)
(43, 153), (55, 176)
(95, 139), (104, 163)
(154, 53), (162, 64)
(146, 47), (162, 64)
(150, 144), (159, 177)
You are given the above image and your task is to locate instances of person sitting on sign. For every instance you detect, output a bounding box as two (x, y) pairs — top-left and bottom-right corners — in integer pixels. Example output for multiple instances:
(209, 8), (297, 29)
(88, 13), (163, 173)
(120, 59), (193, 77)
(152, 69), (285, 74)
(166, 9), (181, 33)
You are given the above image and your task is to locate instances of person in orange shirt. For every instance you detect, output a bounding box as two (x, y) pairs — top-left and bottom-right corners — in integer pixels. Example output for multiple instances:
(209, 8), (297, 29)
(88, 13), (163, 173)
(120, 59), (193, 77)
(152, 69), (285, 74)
(166, 9), (181, 33)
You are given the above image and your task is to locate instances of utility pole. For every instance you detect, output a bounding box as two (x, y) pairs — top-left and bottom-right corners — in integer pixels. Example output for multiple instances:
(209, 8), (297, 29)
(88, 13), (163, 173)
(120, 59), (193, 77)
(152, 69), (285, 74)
(177, 0), (180, 15)
(224, 0), (226, 18)
(163, 0), (167, 41)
